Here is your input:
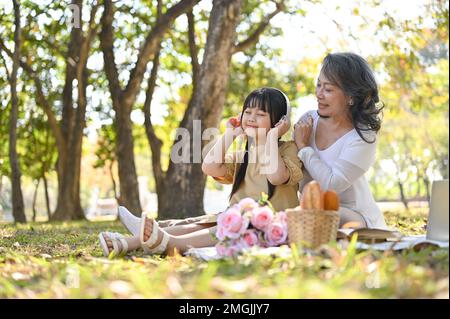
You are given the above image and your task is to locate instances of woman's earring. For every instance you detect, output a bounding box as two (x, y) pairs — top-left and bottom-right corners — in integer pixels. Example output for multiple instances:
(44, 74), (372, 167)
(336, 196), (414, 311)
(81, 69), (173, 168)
(349, 99), (354, 106)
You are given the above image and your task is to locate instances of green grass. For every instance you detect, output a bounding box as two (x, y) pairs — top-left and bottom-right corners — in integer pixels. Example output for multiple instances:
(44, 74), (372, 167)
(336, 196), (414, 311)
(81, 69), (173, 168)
(0, 208), (448, 298)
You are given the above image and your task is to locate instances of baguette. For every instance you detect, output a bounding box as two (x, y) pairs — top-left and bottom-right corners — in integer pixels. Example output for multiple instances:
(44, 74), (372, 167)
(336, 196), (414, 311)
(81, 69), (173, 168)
(301, 181), (323, 209)
(323, 190), (339, 211)
(309, 181), (323, 209)
(300, 183), (313, 209)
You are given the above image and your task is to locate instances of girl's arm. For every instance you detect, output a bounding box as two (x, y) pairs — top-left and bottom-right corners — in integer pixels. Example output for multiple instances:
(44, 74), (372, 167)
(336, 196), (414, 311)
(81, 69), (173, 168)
(262, 119), (290, 185)
(202, 121), (242, 178)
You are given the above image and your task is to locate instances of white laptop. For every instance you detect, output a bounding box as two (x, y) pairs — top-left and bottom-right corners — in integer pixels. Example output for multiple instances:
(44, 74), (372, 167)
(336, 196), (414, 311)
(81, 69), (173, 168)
(426, 180), (449, 242)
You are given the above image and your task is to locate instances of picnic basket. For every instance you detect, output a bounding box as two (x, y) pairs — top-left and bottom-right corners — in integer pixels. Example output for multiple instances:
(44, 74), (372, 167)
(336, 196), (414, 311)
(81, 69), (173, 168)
(285, 207), (340, 248)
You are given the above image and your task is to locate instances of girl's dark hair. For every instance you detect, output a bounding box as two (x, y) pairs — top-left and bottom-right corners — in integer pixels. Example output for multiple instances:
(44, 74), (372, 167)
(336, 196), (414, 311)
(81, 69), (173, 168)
(321, 52), (384, 143)
(229, 87), (288, 201)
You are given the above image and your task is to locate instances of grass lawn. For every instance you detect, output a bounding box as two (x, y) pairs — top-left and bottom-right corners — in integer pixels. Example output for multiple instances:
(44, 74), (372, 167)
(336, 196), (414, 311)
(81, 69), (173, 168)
(0, 207), (448, 298)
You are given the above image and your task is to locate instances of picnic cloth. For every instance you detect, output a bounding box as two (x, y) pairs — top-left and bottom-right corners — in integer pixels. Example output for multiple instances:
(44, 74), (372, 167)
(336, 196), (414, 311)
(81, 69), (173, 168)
(184, 235), (449, 261)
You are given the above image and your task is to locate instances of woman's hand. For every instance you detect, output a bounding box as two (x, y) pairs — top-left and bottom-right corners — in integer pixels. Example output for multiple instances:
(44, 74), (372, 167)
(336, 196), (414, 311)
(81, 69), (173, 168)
(269, 115), (290, 138)
(226, 113), (244, 137)
(294, 115), (313, 150)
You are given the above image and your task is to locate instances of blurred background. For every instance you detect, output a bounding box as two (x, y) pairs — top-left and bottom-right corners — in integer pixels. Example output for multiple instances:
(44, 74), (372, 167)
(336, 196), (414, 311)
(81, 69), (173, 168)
(0, 0), (448, 223)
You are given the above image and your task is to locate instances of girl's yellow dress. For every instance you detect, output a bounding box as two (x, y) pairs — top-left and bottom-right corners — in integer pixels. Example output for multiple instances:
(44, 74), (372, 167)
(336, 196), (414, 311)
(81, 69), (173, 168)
(158, 141), (303, 227)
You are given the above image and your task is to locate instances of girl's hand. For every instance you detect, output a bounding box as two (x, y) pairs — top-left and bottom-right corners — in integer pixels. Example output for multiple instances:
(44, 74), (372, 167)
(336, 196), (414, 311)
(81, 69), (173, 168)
(226, 113), (244, 137)
(269, 115), (290, 138)
(294, 115), (313, 150)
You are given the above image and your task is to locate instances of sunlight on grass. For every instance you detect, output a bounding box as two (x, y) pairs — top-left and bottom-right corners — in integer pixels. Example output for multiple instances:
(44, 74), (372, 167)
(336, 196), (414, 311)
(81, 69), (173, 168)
(0, 210), (448, 298)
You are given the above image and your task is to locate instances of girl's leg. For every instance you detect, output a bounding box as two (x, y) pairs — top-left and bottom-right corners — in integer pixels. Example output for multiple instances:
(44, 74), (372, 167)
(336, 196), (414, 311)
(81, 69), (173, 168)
(118, 206), (213, 237)
(339, 207), (367, 228)
(143, 217), (217, 255)
(169, 227), (217, 253)
(101, 220), (217, 256)
(163, 223), (214, 236)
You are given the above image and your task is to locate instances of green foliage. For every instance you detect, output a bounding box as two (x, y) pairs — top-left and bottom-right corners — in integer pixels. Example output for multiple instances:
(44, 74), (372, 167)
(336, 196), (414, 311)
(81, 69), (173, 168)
(0, 0), (448, 214)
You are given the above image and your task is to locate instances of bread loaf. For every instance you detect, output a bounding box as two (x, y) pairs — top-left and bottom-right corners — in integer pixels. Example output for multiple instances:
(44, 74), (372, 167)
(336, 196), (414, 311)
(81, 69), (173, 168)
(300, 184), (313, 209)
(323, 190), (339, 211)
(309, 181), (323, 209)
(300, 181), (323, 209)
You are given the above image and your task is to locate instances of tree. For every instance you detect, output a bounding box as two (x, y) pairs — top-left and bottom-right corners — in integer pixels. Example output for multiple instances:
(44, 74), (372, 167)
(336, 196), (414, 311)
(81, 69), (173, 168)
(20, 111), (57, 221)
(99, 0), (200, 215)
(1, 0), (100, 220)
(2, 0), (27, 223)
(145, 0), (286, 219)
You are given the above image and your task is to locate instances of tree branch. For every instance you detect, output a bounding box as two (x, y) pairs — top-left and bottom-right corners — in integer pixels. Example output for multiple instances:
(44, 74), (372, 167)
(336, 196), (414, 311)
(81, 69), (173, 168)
(232, 1), (285, 54)
(187, 9), (199, 87)
(143, 0), (165, 191)
(122, 0), (200, 108)
(76, 3), (100, 115)
(61, 0), (83, 144)
(77, 3), (99, 80)
(0, 51), (11, 82)
(99, 0), (122, 108)
(0, 38), (65, 156)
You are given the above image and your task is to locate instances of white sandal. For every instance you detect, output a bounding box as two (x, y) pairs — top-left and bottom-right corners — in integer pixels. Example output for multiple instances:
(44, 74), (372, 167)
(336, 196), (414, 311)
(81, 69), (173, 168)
(140, 212), (170, 255)
(118, 206), (140, 237)
(98, 232), (129, 258)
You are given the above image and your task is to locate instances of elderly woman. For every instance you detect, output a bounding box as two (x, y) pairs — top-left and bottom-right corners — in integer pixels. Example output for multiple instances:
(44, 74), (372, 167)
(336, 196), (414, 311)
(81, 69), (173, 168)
(294, 52), (387, 229)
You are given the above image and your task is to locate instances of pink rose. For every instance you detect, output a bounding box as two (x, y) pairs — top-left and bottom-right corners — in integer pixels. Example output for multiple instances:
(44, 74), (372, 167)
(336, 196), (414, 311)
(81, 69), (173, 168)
(215, 225), (226, 241)
(217, 205), (249, 239)
(238, 197), (258, 212)
(264, 222), (288, 247)
(216, 243), (227, 256)
(225, 245), (241, 257)
(275, 211), (287, 227)
(239, 229), (260, 248)
(250, 206), (274, 231)
(216, 242), (241, 257)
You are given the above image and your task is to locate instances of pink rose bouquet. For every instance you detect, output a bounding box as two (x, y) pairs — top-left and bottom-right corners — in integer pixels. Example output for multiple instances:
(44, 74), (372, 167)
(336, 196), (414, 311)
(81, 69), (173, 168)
(215, 195), (288, 257)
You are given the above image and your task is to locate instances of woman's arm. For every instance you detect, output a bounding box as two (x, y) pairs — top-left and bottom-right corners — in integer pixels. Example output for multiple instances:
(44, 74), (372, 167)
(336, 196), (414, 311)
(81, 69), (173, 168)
(293, 114), (374, 192)
(298, 147), (367, 193)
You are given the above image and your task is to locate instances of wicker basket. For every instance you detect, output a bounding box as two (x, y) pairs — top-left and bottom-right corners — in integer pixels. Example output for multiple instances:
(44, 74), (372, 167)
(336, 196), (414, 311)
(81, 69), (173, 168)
(286, 208), (340, 248)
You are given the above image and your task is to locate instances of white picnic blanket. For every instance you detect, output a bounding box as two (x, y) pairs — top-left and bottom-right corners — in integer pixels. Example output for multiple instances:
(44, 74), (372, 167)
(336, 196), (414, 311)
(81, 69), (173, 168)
(184, 246), (292, 260)
(354, 235), (449, 251)
(184, 236), (449, 261)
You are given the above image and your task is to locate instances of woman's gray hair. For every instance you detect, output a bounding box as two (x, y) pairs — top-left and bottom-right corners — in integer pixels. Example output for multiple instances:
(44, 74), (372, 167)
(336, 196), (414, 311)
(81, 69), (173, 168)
(321, 52), (384, 143)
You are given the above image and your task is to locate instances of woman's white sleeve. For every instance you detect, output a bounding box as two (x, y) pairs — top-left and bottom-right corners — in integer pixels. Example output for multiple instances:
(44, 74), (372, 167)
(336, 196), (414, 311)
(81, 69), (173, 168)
(297, 146), (368, 193)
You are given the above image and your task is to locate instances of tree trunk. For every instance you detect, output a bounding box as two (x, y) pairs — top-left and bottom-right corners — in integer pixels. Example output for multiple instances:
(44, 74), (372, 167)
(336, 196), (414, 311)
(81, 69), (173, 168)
(51, 1), (97, 220)
(42, 172), (51, 221)
(52, 138), (84, 220)
(114, 108), (142, 214)
(159, 0), (243, 219)
(415, 173), (421, 200)
(423, 176), (431, 205)
(9, 0), (26, 223)
(109, 161), (118, 201)
(32, 179), (40, 222)
(398, 181), (409, 210)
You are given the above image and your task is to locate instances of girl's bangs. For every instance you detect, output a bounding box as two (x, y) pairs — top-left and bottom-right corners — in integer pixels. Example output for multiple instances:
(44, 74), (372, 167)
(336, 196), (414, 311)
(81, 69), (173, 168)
(245, 95), (269, 113)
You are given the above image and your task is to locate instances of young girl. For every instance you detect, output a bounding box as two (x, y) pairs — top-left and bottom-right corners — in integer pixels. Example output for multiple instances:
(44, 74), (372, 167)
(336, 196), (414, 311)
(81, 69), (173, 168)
(98, 87), (303, 257)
